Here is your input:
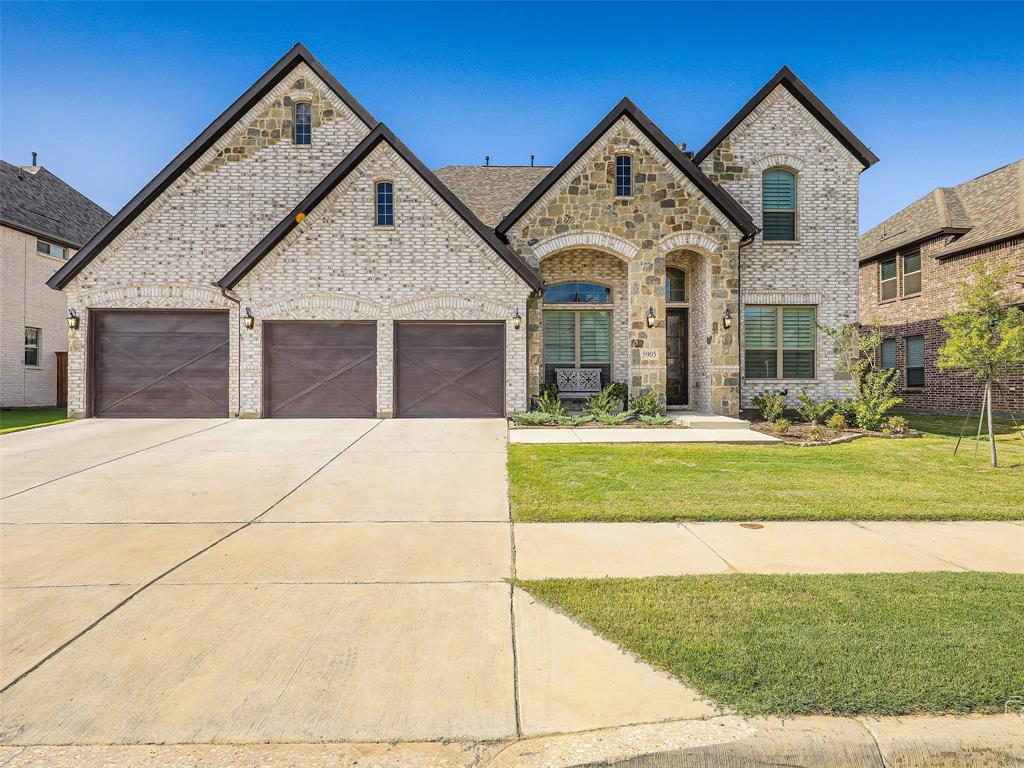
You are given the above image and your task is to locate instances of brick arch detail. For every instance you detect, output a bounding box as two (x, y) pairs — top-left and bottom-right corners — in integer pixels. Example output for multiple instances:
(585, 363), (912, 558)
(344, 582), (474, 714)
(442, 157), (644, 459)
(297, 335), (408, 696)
(258, 292), (381, 319)
(752, 153), (805, 173)
(659, 231), (721, 256)
(391, 294), (515, 320)
(533, 231), (639, 263)
(78, 283), (231, 309)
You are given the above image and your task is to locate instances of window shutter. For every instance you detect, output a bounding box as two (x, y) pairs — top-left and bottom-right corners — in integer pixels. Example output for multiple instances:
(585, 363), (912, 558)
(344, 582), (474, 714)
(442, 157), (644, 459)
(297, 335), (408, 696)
(543, 311), (576, 362)
(782, 307), (815, 348)
(906, 336), (925, 368)
(579, 311), (611, 362)
(762, 170), (795, 209)
(744, 307), (777, 348)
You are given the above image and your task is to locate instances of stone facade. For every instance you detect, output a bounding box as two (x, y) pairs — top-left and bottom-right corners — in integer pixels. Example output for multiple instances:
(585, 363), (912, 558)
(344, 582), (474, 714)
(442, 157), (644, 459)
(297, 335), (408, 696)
(859, 235), (1024, 413)
(1, 226), (71, 407)
(700, 85), (863, 411)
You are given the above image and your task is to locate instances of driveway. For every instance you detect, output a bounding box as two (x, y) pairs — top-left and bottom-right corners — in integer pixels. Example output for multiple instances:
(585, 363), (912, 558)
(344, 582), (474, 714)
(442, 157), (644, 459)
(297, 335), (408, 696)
(1, 418), (705, 745)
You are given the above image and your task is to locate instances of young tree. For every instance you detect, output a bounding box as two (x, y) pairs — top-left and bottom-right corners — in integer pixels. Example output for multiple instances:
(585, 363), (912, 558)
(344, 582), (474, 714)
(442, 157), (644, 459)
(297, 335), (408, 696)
(819, 319), (902, 430)
(937, 263), (1024, 466)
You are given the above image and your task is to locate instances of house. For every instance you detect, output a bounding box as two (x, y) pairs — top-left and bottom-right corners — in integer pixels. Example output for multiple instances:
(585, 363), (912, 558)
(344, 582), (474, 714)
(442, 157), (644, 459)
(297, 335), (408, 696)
(1, 158), (110, 408)
(48, 44), (876, 420)
(859, 160), (1024, 414)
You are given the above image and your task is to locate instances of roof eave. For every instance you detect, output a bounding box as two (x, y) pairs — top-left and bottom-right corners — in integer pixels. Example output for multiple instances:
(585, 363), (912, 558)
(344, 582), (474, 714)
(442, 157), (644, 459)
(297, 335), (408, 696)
(0, 219), (87, 250)
(858, 227), (972, 265)
(933, 227), (1024, 261)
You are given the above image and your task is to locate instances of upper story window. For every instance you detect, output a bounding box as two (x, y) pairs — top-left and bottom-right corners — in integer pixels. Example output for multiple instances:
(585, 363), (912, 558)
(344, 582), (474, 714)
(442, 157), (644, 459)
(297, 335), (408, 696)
(614, 155), (633, 197)
(36, 240), (66, 260)
(879, 257), (898, 302)
(762, 168), (796, 241)
(543, 282), (612, 304)
(375, 181), (394, 227)
(902, 250), (921, 296)
(24, 327), (40, 366)
(666, 267), (687, 303)
(293, 102), (312, 145)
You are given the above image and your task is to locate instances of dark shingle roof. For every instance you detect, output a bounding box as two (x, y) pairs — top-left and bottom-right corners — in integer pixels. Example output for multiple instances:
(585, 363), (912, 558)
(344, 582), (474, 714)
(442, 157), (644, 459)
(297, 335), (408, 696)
(433, 165), (552, 228)
(0, 161), (110, 248)
(859, 159), (1024, 262)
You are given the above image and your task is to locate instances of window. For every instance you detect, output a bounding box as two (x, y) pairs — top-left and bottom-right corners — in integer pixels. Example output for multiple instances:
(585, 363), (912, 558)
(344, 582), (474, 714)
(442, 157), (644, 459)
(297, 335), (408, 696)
(906, 335), (925, 387)
(880, 338), (897, 370)
(543, 310), (612, 385)
(293, 102), (312, 145)
(744, 305), (816, 379)
(666, 267), (687, 303)
(24, 327), (40, 366)
(762, 169), (796, 241)
(543, 282), (611, 304)
(375, 181), (394, 227)
(36, 240), (66, 260)
(614, 155), (632, 197)
(879, 257), (897, 301)
(902, 250), (921, 296)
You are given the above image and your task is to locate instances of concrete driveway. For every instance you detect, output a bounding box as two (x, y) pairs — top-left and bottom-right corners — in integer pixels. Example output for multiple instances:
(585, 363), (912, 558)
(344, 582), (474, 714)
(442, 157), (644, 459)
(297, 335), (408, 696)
(0, 418), (704, 745)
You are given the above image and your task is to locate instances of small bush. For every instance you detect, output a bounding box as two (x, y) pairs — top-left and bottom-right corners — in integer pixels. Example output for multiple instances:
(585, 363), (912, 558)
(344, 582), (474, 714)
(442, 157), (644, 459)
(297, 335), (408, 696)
(796, 390), (834, 424)
(585, 383), (626, 416)
(808, 424), (828, 442)
(511, 412), (553, 426)
(594, 410), (634, 425)
(884, 415), (909, 435)
(751, 390), (786, 422)
(606, 382), (629, 402)
(537, 385), (567, 417)
(832, 398), (858, 427)
(772, 418), (791, 435)
(639, 414), (675, 426)
(629, 388), (663, 418)
(854, 370), (902, 431)
(826, 413), (848, 433)
(553, 414), (594, 427)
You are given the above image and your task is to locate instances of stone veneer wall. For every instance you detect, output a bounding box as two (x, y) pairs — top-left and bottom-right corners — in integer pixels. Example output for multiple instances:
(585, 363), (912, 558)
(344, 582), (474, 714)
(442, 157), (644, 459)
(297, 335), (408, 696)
(237, 142), (531, 416)
(701, 85), (863, 410)
(507, 117), (744, 414)
(62, 64), (371, 417)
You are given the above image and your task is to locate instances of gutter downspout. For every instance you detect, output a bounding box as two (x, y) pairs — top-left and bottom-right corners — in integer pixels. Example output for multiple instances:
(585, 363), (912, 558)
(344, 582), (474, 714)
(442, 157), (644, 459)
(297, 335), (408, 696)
(217, 284), (242, 417)
(737, 228), (759, 417)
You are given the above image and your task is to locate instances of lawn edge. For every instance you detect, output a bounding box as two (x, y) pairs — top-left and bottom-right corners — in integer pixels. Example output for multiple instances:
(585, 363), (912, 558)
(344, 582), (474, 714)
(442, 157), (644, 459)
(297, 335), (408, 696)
(0, 418), (73, 435)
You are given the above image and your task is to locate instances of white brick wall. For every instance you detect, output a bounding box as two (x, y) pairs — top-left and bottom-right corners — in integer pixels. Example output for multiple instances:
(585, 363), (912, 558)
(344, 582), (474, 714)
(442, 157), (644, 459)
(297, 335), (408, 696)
(1, 226), (69, 407)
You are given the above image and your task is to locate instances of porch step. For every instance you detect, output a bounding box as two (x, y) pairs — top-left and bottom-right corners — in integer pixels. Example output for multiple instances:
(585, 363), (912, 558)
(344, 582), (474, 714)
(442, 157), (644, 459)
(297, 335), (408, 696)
(671, 412), (752, 430)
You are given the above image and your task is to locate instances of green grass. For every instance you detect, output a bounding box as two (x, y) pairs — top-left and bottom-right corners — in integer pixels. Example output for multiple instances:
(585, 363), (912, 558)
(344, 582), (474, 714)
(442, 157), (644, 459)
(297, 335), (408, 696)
(0, 407), (70, 434)
(509, 412), (1023, 521)
(518, 572), (1024, 716)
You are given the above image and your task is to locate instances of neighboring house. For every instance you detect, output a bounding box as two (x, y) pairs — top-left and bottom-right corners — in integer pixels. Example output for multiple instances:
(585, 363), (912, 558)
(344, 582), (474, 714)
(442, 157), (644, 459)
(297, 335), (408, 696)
(1, 159), (110, 408)
(48, 44), (876, 420)
(859, 160), (1024, 414)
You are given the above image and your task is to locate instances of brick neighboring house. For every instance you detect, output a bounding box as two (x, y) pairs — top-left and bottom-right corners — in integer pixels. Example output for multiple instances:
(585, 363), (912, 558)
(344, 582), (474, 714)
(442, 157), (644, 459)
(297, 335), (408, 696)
(48, 44), (877, 420)
(1, 160), (110, 408)
(859, 159), (1024, 414)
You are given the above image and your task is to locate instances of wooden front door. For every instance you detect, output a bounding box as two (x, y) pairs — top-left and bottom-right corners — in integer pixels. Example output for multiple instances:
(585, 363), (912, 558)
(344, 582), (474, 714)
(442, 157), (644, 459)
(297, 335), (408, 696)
(666, 309), (688, 406)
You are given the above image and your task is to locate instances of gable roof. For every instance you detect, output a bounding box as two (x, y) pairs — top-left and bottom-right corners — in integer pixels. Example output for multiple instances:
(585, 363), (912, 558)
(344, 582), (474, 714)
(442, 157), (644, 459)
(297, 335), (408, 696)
(47, 43), (376, 291)
(692, 66), (879, 170)
(1, 161), (110, 248)
(219, 124), (542, 291)
(859, 159), (1024, 264)
(434, 165), (552, 228)
(495, 98), (757, 238)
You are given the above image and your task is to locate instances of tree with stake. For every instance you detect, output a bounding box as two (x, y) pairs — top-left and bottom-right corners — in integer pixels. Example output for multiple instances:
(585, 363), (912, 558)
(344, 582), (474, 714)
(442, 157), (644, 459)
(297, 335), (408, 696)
(937, 263), (1024, 467)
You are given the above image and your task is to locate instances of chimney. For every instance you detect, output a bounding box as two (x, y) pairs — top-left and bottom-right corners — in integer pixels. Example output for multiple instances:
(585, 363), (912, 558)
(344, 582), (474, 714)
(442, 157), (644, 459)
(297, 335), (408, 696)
(485, 155), (490, 167)
(31, 152), (37, 166)
(530, 154), (535, 167)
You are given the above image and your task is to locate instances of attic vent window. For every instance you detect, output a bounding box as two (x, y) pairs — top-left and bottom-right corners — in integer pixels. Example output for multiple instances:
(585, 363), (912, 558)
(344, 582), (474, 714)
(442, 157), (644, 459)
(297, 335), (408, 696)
(615, 155), (633, 197)
(294, 103), (312, 146)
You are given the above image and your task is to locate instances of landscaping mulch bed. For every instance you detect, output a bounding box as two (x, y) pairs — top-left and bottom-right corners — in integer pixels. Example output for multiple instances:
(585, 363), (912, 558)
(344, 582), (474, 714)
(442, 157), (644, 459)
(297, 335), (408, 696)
(749, 419), (920, 446)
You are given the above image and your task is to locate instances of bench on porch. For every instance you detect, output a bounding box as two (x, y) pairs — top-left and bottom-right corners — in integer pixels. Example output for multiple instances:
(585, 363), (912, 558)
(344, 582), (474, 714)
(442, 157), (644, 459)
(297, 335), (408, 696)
(554, 368), (602, 401)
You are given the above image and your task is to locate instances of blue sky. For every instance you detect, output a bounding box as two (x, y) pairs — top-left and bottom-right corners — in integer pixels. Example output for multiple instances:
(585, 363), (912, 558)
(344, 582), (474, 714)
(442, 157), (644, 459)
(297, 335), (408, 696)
(2, 2), (1022, 231)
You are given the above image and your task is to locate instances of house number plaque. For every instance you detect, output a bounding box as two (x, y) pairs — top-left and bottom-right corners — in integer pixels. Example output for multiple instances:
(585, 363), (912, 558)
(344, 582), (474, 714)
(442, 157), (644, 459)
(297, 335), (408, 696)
(640, 350), (659, 362)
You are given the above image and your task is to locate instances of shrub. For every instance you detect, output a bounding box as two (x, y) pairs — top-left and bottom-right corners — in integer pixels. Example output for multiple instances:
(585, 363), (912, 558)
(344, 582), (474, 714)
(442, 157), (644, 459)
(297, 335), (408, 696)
(853, 370), (902, 431)
(884, 415), (909, 435)
(585, 383), (626, 416)
(511, 412), (553, 426)
(639, 414), (674, 426)
(537, 385), (567, 418)
(629, 388), (663, 418)
(772, 418), (791, 435)
(796, 390), (834, 424)
(832, 398), (858, 427)
(606, 382), (629, 402)
(808, 424), (828, 442)
(554, 414), (594, 427)
(826, 413), (848, 433)
(751, 390), (786, 422)
(594, 410), (634, 425)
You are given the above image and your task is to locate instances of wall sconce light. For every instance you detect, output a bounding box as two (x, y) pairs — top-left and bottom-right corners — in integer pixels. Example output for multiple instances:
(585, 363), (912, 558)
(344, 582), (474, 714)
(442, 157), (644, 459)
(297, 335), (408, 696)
(722, 307), (733, 330)
(67, 308), (80, 330)
(243, 307), (255, 330)
(512, 310), (522, 330)
(646, 307), (656, 328)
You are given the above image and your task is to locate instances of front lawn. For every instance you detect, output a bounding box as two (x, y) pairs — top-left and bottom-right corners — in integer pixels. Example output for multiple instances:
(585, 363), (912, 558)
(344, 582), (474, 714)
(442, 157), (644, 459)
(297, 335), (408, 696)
(518, 572), (1024, 716)
(509, 412), (1023, 521)
(0, 407), (70, 434)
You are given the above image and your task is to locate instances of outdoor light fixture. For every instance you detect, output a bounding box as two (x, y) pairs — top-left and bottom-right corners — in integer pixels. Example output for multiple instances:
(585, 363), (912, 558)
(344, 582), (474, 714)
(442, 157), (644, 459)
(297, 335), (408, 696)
(646, 307), (656, 328)
(67, 308), (80, 330)
(512, 310), (522, 330)
(722, 307), (733, 330)
(243, 307), (255, 330)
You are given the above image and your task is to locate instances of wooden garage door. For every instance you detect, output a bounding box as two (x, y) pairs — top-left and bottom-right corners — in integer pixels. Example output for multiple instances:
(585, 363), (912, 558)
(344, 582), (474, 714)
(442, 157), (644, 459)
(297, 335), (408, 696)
(264, 321), (376, 417)
(92, 311), (229, 417)
(395, 322), (504, 417)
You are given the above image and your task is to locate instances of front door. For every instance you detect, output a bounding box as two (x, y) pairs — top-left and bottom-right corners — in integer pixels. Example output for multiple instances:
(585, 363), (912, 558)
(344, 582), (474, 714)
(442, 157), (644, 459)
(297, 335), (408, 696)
(666, 309), (688, 406)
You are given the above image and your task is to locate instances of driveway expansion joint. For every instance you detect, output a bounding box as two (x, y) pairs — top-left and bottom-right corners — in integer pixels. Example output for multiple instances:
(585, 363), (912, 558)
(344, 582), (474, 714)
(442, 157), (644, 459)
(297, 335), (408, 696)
(850, 521), (973, 572)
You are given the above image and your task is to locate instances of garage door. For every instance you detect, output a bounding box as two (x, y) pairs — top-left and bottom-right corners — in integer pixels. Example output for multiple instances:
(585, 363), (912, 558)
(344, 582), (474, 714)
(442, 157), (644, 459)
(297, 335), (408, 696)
(91, 311), (229, 417)
(395, 322), (504, 417)
(264, 321), (376, 417)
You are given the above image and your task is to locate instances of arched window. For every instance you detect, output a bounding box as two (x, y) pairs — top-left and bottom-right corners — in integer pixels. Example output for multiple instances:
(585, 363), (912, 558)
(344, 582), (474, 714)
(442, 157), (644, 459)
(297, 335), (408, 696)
(762, 168), (796, 241)
(666, 267), (687, 303)
(543, 282), (611, 304)
(375, 181), (394, 226)
(293, 103), (312, 146)
(614, 155), (633, 197)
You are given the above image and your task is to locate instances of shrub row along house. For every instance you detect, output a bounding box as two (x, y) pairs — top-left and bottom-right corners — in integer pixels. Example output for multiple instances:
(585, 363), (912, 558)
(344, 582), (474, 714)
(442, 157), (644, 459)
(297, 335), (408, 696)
(859, 159), (1024, 414)
(48, 44), (877, 419)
